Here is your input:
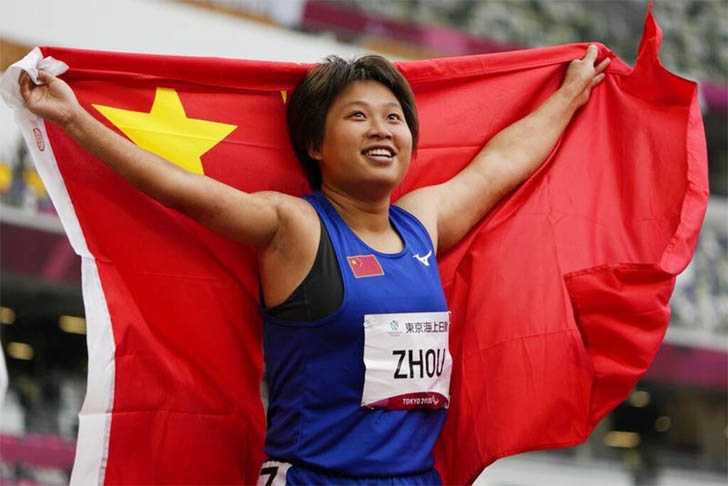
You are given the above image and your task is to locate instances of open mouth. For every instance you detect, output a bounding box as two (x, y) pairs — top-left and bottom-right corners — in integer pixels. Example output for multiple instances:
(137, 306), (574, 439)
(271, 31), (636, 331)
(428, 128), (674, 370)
(363, 147), (395, 162)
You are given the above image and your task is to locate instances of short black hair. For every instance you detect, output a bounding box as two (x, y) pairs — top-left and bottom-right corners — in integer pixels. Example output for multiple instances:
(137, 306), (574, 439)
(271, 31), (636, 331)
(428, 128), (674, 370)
(286, 55), (418, 189)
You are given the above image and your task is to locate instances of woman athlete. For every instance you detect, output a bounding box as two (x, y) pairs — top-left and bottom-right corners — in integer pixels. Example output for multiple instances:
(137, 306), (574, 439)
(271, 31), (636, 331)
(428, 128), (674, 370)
(19, 45), (608, 485)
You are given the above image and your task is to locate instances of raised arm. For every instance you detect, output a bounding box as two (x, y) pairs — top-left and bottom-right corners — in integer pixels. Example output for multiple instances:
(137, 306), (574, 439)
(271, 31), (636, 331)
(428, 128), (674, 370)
(19, 70), (288, 249)
(397, 45), (610, 253)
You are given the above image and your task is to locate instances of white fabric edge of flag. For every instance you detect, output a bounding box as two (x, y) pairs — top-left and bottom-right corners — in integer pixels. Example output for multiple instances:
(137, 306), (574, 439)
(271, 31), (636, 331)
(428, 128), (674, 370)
(14, 109), (116, 486)
(74, 258), (115, 486)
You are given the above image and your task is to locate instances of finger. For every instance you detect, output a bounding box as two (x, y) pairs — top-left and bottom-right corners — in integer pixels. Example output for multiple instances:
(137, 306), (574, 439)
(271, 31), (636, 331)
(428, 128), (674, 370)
(36, 70), (54, 85)
(583, 44), (598, 64)
(594, 57), (611, 75)
(589, 73), (606, 89)
(18, 71), (32, 100)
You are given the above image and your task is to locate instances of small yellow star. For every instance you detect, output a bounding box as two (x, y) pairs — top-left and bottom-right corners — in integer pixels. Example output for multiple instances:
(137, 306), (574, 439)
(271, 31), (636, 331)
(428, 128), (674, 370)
(93, 88), (237, 174)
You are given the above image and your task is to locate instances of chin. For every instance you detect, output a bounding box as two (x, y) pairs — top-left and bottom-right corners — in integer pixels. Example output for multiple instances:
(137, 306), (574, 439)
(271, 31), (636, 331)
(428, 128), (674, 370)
(367, 173), (407, 193)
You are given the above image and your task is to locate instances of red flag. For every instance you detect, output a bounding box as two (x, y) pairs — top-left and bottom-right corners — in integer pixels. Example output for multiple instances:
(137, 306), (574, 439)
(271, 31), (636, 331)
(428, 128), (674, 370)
(347, 254), (385, 278)
(12, 7), (707, 485)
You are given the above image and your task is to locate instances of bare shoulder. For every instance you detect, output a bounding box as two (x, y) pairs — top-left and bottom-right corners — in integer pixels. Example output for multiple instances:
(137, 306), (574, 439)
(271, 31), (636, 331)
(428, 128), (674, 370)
(394, 186), (441, 251)
(251, 190), (317, 225)
(255, 191), (319, 253)
(256, 191), (321, 308)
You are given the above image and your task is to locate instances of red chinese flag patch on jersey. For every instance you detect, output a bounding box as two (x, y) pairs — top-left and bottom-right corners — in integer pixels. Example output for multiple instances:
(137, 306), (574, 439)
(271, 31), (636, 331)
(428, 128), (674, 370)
(347, 255), (385, 278)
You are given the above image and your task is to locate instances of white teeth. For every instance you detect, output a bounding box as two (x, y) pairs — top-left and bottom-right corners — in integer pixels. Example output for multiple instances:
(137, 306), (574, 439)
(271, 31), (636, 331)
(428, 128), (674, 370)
(365, 148), (393, 157)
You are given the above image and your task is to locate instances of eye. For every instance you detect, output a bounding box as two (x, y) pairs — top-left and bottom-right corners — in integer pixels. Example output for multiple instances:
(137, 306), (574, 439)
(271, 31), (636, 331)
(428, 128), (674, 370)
(387, 113), (403, 121)
(349, 111), (366, 119)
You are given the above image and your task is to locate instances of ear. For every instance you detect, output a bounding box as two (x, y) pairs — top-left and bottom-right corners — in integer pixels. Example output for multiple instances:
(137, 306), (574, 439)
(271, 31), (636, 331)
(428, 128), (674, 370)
(308, 144), (322, 161)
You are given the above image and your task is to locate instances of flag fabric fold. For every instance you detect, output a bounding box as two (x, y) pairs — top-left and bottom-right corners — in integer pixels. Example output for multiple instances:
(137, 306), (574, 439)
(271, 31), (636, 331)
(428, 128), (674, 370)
(4, 7), (707, 485)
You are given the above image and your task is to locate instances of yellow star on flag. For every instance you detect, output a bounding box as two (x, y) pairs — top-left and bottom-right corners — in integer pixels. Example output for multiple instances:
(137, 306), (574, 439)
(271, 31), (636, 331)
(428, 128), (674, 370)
(92, 88), (237, 174)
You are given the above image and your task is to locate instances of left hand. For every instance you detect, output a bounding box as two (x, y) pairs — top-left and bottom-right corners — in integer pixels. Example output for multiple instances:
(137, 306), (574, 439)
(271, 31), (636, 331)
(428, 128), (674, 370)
(561, 45), (611, 109)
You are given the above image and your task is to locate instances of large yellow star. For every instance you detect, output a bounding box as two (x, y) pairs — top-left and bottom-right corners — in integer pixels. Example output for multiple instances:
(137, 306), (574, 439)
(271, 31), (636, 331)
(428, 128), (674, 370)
(92, 88), (237, 174)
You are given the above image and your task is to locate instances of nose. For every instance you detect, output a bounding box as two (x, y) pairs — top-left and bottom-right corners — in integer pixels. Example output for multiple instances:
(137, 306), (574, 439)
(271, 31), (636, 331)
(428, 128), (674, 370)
(367, 117), (392, 139)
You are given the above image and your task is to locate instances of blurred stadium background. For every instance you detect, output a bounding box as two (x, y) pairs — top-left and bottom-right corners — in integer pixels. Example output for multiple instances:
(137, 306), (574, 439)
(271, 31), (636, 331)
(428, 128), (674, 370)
(0, 1), (725, 484)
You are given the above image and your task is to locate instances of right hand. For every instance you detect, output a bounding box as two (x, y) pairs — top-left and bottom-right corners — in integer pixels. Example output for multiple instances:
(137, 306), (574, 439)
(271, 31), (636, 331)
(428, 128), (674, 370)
(19, 70), (80, 126)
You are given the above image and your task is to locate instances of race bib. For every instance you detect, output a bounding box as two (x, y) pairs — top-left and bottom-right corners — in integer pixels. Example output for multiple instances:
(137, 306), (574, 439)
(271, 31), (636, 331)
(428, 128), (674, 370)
(361, 311), (451, 410)
(257, 460), (291, 486)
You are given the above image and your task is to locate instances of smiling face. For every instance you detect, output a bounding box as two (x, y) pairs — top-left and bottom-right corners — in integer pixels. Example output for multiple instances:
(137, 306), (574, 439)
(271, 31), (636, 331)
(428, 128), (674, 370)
(309, 80), (413, 197)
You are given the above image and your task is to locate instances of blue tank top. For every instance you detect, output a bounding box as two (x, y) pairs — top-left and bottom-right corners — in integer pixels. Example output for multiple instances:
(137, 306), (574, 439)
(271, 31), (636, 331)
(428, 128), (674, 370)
(261, 192), (449, 476)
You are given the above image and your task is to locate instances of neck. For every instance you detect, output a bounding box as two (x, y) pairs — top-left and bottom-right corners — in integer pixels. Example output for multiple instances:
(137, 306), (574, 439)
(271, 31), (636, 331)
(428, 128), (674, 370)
(320, 183), (392, 234)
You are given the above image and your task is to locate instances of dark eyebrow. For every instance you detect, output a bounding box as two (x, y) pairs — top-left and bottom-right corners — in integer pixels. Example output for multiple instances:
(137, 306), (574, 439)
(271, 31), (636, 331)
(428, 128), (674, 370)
(340, 100), (402, 110)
